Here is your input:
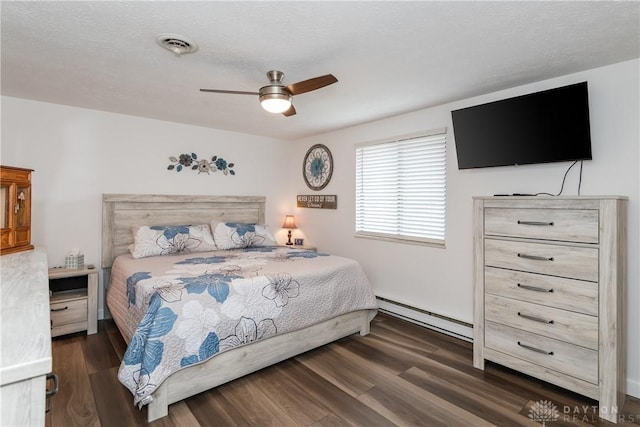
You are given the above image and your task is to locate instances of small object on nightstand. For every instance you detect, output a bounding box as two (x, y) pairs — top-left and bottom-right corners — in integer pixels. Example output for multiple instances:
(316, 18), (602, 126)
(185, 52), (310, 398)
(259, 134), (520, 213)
(64, 249), (84, 269)
(87, 264), (95, 269)
(294, 238), (304, 246)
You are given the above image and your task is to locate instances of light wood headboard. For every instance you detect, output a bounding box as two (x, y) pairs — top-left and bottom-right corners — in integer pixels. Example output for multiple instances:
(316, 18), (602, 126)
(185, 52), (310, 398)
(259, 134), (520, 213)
(101, 194), (266, 269)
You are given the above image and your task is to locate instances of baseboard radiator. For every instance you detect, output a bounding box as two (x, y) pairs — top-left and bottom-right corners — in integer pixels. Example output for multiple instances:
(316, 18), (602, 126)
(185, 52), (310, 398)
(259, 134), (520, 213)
(376, 297), (473, 342)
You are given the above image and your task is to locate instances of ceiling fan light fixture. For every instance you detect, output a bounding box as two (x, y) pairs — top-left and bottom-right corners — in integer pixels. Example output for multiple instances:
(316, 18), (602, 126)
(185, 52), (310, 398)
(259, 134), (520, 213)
(259, 87), (292, 114)
(200, 70), (337, 117)
(260, 95), (292, 114)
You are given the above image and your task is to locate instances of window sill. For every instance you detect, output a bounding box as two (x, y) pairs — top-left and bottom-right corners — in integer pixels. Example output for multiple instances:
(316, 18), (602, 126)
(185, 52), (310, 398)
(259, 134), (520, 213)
(354, 232), (445, 249)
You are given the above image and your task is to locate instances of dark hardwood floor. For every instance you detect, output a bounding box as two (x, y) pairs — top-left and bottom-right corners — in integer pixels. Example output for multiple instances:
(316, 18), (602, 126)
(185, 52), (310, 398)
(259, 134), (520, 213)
(46, 313), (640, 427)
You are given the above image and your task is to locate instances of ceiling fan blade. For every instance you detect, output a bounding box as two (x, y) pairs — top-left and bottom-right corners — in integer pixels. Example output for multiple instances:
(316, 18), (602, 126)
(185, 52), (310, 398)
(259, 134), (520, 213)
(199, 89), (259, 95)
(282, 104), (297, 117)
(286, 74), (337, 95)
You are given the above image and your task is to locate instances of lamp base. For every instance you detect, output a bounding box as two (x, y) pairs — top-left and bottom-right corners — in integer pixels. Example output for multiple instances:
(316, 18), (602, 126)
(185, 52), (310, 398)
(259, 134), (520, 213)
(286, 230), (293, 245)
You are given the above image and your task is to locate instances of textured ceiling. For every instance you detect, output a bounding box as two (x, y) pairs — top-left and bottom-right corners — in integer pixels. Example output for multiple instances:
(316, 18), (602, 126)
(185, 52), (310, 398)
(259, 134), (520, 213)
(1, 1), (639, 140)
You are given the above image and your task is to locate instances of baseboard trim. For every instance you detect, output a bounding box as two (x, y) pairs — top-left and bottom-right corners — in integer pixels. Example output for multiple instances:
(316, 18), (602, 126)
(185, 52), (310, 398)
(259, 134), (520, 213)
(376, 297), (473, 342)
(627, 378), (640, 399)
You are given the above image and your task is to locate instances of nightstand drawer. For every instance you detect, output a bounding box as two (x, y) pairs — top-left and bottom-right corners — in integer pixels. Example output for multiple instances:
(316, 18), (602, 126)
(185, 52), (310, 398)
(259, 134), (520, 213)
(485, 267), (598, 315)
(484, 208), (598, 243)
(50, 297), (87, 327)
(485, 239), (598, 282)
(485, 294), (598, 349)
(485, 321), (597, 384)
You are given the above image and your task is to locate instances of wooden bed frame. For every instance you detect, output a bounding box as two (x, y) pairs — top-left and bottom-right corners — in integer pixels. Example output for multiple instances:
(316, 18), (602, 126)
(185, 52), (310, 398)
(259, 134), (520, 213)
(101, 194), (372, 422)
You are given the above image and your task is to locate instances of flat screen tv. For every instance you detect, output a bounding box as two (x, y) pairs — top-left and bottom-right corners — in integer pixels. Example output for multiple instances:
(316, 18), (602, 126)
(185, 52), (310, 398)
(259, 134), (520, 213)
(451, 82), (592, 169)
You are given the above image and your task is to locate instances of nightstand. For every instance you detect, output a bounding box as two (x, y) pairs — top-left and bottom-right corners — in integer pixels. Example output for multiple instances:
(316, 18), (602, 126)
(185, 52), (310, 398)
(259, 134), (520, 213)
(48, 266), (98, 337)
(286, 245), (317, 252)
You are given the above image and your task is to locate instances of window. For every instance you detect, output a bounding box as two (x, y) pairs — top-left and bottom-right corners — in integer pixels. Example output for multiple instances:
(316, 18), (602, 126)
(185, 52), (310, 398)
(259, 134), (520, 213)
(355, 129), (446, 247)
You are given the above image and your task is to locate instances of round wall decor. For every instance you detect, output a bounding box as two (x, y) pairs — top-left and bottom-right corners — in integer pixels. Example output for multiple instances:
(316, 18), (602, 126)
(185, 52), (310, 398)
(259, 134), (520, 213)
(303, 144), (333, 191)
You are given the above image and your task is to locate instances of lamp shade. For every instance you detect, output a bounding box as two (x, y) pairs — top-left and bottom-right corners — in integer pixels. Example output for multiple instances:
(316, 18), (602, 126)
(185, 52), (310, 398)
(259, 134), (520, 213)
(260, 95), (292, 114)
(259, 86), (292, 114)
(282, 215), (297, 229)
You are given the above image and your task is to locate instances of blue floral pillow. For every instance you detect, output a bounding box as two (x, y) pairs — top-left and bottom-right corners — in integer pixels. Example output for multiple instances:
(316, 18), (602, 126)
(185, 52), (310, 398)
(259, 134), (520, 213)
(130, 224), (217, 259)
(212, 222), (277, 250)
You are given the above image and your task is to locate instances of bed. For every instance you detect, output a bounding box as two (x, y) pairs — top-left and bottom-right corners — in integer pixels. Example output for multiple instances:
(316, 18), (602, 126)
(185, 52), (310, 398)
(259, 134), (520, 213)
(101, 194), (377, 422)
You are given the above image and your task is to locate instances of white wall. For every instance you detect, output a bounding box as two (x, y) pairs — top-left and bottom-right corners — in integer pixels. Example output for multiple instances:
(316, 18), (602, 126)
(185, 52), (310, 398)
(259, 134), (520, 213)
(0, 97), (293, 316)
(293, 59), (639, 396)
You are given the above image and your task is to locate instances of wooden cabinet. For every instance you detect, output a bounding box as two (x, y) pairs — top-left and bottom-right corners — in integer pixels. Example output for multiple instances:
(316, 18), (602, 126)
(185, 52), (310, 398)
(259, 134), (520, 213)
(473, 196), (627, 423)
(1, 165), (34, 255)
(49, 267), (98, 337)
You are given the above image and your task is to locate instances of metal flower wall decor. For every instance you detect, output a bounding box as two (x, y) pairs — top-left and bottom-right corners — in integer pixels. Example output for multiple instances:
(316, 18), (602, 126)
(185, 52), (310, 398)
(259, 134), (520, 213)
(167, 153), (236, 175)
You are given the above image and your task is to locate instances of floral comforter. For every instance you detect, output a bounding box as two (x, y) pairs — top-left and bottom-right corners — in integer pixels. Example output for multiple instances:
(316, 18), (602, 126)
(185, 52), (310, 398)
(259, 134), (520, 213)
(106, 246), (378, 407)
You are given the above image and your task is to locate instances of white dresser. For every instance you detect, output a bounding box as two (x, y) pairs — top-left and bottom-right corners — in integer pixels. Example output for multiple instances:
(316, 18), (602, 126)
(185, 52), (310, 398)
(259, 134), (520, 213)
(0, 248), (52, 426)
(473, 196), (627, 423)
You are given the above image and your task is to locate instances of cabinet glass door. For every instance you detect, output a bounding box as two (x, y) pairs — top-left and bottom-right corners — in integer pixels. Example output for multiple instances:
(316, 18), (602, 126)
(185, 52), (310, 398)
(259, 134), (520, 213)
(0, 185), (9, 228)
(16, 186), (29, 227)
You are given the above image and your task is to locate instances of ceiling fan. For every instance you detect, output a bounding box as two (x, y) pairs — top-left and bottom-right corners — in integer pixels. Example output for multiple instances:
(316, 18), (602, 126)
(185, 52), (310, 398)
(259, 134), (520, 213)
(200, 70), (338, 117)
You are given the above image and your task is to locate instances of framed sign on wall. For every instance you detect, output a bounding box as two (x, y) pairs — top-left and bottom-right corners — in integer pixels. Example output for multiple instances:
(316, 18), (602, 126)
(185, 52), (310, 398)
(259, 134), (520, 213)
(297, 195), (337, 209)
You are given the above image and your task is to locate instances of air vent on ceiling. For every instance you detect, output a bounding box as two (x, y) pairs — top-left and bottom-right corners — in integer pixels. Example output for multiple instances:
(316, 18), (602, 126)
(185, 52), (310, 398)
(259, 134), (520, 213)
(155, 33), (198, 56)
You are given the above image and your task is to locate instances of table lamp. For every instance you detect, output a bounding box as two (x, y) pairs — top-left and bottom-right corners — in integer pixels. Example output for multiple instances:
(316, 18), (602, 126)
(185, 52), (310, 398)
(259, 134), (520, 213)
(282, 215), (297, 245)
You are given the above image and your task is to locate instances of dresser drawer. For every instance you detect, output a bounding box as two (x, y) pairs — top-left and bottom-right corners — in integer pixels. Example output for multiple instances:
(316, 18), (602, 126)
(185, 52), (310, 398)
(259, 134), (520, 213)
(485, 294), (598, 349)
(485, 321), (597, 384)
(485, 239), (598, 282)
(484, 208), (598, 243)
(50, 297), (87, 327)
(485, 267), (598, 315)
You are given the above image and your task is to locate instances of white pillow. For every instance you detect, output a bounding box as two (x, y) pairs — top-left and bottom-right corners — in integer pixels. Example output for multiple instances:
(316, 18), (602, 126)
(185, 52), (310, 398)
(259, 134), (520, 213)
(212, 222), (277, 250)
(129, 224), (217, 259)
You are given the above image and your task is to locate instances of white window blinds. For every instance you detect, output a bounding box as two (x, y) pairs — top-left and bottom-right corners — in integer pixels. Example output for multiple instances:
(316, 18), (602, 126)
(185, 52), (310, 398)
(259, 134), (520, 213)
(355, 130), (446, 246)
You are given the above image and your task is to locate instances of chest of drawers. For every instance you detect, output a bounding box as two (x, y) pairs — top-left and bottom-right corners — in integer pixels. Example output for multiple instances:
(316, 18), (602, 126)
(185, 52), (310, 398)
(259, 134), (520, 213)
(1, 249), (52, 426)
(473, 196), (627, 423)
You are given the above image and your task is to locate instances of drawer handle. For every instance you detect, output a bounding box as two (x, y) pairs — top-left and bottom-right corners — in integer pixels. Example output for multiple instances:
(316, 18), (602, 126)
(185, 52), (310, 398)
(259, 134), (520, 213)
(517, 341), (554, 355)
(45, 373), (59, 414)
(517, 220), (554, 226)
(517, 253), (554, 262)
(46, 373), (59, 398)
(517, 283), (553, 293)
(51, 306), (69, 312)
(518, 312), (554, 324)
